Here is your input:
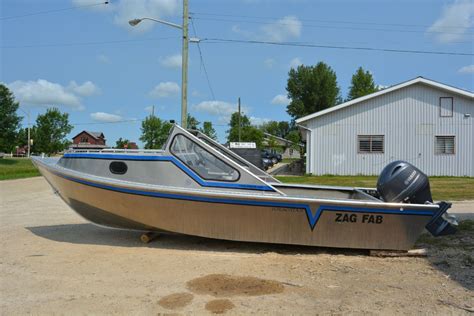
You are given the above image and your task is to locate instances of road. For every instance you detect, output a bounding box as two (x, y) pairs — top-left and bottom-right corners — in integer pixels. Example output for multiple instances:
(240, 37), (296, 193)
(0, 177), (472, 315)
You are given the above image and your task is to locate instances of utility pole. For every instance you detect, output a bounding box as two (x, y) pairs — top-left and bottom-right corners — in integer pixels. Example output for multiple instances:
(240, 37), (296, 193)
(128, 0), (190, 129)
(27, 111), (30, 158)
(238, 97), (241, 142)
(152, 105), (155, 117)
(181, 0), (189, 129)
(19, 107), (31, 157)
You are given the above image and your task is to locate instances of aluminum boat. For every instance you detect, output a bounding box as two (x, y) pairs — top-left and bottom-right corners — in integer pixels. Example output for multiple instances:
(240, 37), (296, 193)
(32, 125), (456, 251)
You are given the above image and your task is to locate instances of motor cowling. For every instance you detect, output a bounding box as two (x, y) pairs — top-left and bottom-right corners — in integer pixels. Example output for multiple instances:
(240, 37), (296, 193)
(377, 160), (432, 204)
(377, 160), (457, 237)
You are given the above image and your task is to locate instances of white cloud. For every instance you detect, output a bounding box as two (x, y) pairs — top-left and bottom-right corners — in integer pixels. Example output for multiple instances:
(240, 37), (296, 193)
(67, 81), (100, 97)
(97, 54), (110, 64)
(113, 0), (180, 31)
(289, 57), (302, 68)
(271, 94), (291, 105)
(90, 112), (123, 122)
(193, 100), (249, 124)
(7, 79), (85, 110)
(458, 64), (474, 74)
(250, 116), (270, 126)
(261, 16), (302, 42)
(149, 81), (180, 98)
(193, 100), (237, 116)
(232, 15), (302, 42)
(264, 58), (276, 69)
(74, 0), (180, 31)
(159, 53), (182, 68)
(427, 0), (474, 43)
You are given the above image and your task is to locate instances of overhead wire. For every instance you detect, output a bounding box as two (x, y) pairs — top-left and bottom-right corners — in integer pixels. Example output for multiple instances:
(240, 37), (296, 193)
(190, 12), (474, 31)
(191, 16), (473, 36)
(190, 17), (216, 101)
(0, 1), (110, 21)
(200, 38), (474, 56)
(1, 36), (178, 49)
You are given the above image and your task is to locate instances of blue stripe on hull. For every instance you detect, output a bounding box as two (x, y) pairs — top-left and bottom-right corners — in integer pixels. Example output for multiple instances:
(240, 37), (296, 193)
(50, 168), (435, 231)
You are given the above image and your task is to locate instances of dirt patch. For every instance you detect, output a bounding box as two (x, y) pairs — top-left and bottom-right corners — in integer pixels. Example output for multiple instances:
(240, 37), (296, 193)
(205, 299), (235, 314)
(158, 292), (194, 310)
(186, 274), (284, 297)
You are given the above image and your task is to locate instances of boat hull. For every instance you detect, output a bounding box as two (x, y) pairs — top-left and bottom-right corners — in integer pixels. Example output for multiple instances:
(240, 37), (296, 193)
(35, 161), (435, 251)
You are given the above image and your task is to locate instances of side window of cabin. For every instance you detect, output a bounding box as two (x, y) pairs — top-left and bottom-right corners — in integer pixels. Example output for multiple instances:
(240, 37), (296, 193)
(440, 97), (453, 117)
(109, 161), (128, 174)
(170, 134), (240, 182)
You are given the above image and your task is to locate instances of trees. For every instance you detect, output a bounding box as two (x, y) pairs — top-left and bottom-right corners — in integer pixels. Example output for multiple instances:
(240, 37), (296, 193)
(226, 112), (264, 148)
(261, 121), (291, 138)
(200, 121), (217, 140)
(139, 115), (172, 149)
(0, 84), (22, 153)
(115, 137), (130, 149)
(286, 62), (340, 120)
(34, 108), (73, 155)
(347, 67), (378, 101)
(187, 114), (200, 129)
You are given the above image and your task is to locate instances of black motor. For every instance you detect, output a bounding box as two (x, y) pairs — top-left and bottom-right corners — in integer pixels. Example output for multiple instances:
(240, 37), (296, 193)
(377, 160), (432, 204)
(377, 160), (457, 236)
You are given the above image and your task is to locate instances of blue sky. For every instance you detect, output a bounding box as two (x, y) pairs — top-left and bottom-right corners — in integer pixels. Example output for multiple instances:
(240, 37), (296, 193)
(1, 0), (473, 145)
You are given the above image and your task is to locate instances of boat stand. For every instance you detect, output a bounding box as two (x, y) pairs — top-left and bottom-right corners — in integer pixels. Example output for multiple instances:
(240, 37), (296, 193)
(370, 248), (427, 257)
(140, 232), (160, 244)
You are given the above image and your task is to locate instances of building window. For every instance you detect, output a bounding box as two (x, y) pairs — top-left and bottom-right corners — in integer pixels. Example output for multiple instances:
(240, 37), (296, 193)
(80, 136), (88, 143)
(435, 136), (455, 154)
(440, 97), (453, 117)
(358, 135), (384, 153)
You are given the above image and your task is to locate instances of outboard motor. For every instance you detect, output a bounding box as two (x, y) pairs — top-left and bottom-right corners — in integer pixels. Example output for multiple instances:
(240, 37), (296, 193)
(377, 161), (457, 236)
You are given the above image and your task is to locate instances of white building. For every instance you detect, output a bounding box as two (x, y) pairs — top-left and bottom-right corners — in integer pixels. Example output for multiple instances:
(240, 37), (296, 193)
(296, 77), (474, 176)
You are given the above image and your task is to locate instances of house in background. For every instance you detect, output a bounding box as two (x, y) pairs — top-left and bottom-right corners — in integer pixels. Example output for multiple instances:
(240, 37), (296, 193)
(262, 133), (302, 159)
(296, 77), (474, 176)
(70, 131), (107, 150)
(125, 142), (139, 149)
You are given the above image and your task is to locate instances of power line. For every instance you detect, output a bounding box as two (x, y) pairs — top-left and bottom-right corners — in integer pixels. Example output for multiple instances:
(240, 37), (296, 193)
(190, 12), (474, 31)
(200, 38), (474, 57)
(0, 1), (109, 21)
(1, 36), (177, 49)
(191, 16), (474, 37)
(71, 118), (144, 126)
(70, 117), (229, 127)
(190, 17), (216, 101)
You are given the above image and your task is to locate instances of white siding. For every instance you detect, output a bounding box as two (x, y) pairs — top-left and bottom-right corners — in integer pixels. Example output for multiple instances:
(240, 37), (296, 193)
(306, 83), (474, 176)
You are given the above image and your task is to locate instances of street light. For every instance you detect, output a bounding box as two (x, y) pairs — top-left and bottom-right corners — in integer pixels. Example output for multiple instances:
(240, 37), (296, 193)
(129, 0), (190, 129)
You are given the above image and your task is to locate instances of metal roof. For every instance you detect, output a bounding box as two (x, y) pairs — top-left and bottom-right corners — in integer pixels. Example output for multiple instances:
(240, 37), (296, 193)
(71, 130), (105, 140)
(295, 77), (474, 124)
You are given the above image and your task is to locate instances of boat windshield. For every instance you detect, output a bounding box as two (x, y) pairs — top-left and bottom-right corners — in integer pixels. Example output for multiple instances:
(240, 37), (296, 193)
(170, 134), (240, 182)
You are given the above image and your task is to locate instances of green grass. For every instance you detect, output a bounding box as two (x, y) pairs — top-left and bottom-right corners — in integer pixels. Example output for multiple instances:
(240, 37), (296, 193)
(0, 158), (40, 180)
(281, 158), (300, 164)
(276, 175), (474, 201)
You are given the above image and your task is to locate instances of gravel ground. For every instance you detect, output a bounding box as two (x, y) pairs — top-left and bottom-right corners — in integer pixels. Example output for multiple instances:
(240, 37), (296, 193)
(1, 177), (473, 315)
